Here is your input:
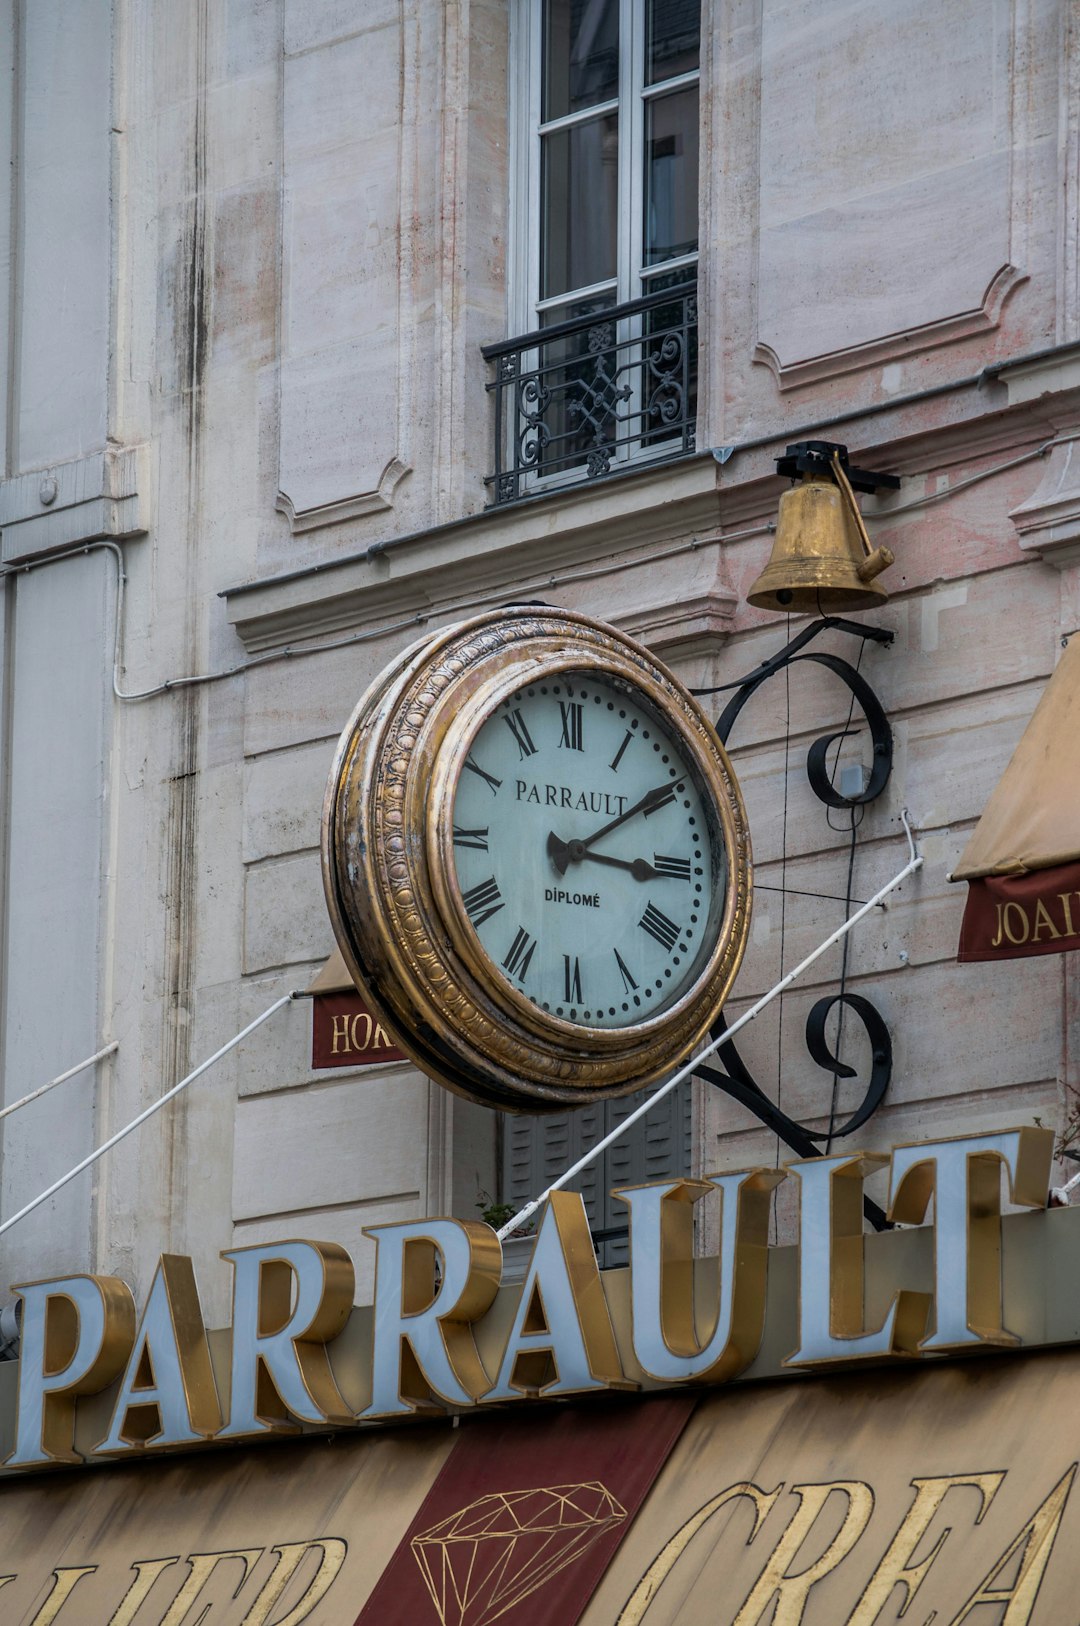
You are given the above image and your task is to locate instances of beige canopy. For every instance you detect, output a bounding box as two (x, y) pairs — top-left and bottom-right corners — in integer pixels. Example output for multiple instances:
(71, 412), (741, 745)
(952, 632), (1080, 881)
(304, 943), (358, 995)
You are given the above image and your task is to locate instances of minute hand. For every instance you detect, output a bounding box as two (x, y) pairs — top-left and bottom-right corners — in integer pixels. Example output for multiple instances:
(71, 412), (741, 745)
(577, 782), (676, 851)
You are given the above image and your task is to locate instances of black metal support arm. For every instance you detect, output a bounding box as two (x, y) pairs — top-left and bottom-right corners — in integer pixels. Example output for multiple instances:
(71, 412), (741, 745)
(693, 617), (896, 1230)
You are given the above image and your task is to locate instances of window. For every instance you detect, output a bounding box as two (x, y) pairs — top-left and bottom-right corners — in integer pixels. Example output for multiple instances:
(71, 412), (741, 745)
(487, 0), (700, 502)
(522, 0), (700, 327)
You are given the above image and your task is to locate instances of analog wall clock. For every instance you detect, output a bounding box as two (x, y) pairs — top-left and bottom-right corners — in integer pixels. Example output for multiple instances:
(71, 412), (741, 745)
(322, 607), (751, 1109)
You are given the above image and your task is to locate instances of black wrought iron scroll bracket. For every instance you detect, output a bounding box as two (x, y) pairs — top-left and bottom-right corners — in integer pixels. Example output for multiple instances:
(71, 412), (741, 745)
(693, 616), (896, 1229)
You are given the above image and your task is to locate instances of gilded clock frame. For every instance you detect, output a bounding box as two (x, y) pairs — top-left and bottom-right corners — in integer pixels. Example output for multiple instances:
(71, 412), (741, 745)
(322, 607), (752, 1110)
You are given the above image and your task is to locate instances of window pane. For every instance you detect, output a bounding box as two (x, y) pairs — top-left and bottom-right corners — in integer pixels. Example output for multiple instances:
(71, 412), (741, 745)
(541, 113), (619, 299)
(543, 0), (619, 121)
(643, 85), (698, 266)
(646, 0), (701, 84)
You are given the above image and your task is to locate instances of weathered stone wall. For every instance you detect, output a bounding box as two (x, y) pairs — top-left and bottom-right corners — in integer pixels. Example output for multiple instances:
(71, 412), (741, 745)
(0, 0), (1077, 1308)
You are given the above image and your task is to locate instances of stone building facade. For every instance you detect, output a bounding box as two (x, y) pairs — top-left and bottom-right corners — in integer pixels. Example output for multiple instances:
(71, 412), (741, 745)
(0, 0), (1078, 1330)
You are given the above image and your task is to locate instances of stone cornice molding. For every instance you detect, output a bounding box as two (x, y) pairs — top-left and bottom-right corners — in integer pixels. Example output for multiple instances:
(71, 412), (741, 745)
(754, 266), (1027, 393)
(227, 456), (722, 651)
(226, 372), (1080, 652)
(1000, 346), (1080, 567)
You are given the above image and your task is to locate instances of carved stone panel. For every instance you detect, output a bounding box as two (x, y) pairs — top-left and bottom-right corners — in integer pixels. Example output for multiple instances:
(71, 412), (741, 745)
(277, 9), (410, 530)
(756, 0), (1023, 389)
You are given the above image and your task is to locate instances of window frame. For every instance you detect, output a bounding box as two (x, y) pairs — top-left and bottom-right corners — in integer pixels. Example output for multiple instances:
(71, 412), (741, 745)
(508, 0), (701, 341)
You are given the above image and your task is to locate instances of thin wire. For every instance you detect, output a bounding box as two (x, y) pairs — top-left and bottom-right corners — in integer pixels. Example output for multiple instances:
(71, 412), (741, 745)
(0, 993), (299, 1241)
(496, 813), (923, 1240)
(825, 808), (860, 1152)
(757, 883), (875, 907)
(0, 527), (774, 706)
(5, 431), (1074, 708)
(0, 1042), (119, 1123)
(774, 619), (792, 1217)
(817, 635), (867, 1148)
(870, 430), (1080, 518)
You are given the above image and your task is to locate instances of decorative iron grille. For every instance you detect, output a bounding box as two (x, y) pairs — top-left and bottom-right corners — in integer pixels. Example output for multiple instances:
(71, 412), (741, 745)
(482, 281), (697, 506)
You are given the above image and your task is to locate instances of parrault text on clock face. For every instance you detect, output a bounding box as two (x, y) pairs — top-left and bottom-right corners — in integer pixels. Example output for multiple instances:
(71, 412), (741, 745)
(449, 673), (722, 1029)
(515, 780), (630, 815)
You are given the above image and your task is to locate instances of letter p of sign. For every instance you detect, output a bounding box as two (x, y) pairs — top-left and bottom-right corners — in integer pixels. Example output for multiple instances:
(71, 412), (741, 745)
(7, 1274), (136, 1468)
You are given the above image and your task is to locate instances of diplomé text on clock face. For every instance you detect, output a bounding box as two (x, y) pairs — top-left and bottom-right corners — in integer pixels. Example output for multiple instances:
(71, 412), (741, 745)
(450, 671), (727, 1030)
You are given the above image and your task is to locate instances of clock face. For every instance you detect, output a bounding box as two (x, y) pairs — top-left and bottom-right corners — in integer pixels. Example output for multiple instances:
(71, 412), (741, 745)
(449, 670), (724, 1030)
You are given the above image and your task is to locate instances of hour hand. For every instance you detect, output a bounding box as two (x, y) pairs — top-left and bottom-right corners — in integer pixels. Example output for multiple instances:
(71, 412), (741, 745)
(548, 831), (571, 876)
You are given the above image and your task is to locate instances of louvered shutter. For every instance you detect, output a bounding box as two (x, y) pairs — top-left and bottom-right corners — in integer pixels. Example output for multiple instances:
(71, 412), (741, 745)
(502, 1081), (693, 1268)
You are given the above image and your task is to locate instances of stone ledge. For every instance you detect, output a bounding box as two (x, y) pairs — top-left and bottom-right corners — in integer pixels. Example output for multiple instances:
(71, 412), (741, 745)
(225, 454), (721, 651)
(224, 369), (1080, 653)
(0, 445), (149, 564)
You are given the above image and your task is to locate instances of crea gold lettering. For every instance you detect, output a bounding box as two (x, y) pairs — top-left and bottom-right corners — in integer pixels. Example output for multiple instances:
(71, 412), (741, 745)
(615, 1483), (782, 1625)
(1031, 897), (1062, 942)
(1002, 901), (1030, 945)
(731, 1481), (875, 1625)
(946, 1464), (1075, 1625)
(329, 1014), (351, 1055)
(107, 1560), (184, 1626)
(238, 1540), (348, 1626)
(848, 1472), (1004, 1624)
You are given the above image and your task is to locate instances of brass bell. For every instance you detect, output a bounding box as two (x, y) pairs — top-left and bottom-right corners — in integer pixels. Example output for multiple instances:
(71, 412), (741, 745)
(747, 441), (898, 615)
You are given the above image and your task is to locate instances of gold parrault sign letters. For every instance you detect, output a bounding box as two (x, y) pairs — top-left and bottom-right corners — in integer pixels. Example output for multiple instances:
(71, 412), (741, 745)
(1, 1126), (1054, 1475)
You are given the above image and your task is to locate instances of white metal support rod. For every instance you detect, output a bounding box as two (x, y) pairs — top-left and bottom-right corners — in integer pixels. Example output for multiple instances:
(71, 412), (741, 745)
(0, 1042), (120, 1124)
(0, 993), (299, 1241)
(497, 813), (923, 1240)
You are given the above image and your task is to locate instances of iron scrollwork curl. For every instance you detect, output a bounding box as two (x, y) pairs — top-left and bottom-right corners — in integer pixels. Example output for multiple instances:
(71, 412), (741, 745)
(804, 993), (891, 1138)
(714, 617), (894, 806)
(694, 617), (896, 1229)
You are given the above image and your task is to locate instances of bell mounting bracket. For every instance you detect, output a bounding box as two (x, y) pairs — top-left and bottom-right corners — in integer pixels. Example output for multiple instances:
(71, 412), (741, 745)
(776, 440), (901, 495)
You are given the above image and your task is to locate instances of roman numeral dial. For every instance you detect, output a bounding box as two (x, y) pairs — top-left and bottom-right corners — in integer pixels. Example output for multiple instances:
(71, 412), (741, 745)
(558, 701), (584, 751)
(449, 673), (717, 1031)
(461, 876), (504, 927)
(502, 926), (538, 981)
(640, 901), (681, 953)
(504, 709), (537, 759)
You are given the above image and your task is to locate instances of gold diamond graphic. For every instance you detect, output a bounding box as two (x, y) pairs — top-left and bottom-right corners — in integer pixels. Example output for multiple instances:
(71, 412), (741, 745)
(410, 1480), (628, 1626)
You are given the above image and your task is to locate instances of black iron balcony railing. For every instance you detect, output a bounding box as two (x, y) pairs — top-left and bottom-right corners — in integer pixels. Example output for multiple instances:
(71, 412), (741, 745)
(482, 280), (697, 506)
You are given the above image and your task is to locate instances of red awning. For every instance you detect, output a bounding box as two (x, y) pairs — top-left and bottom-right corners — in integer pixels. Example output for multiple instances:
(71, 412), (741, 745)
(952, 635), (1080, 960)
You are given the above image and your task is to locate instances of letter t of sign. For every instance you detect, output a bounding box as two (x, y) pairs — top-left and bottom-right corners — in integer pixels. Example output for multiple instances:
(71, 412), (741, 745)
(887, 1127), (1053, 1350)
